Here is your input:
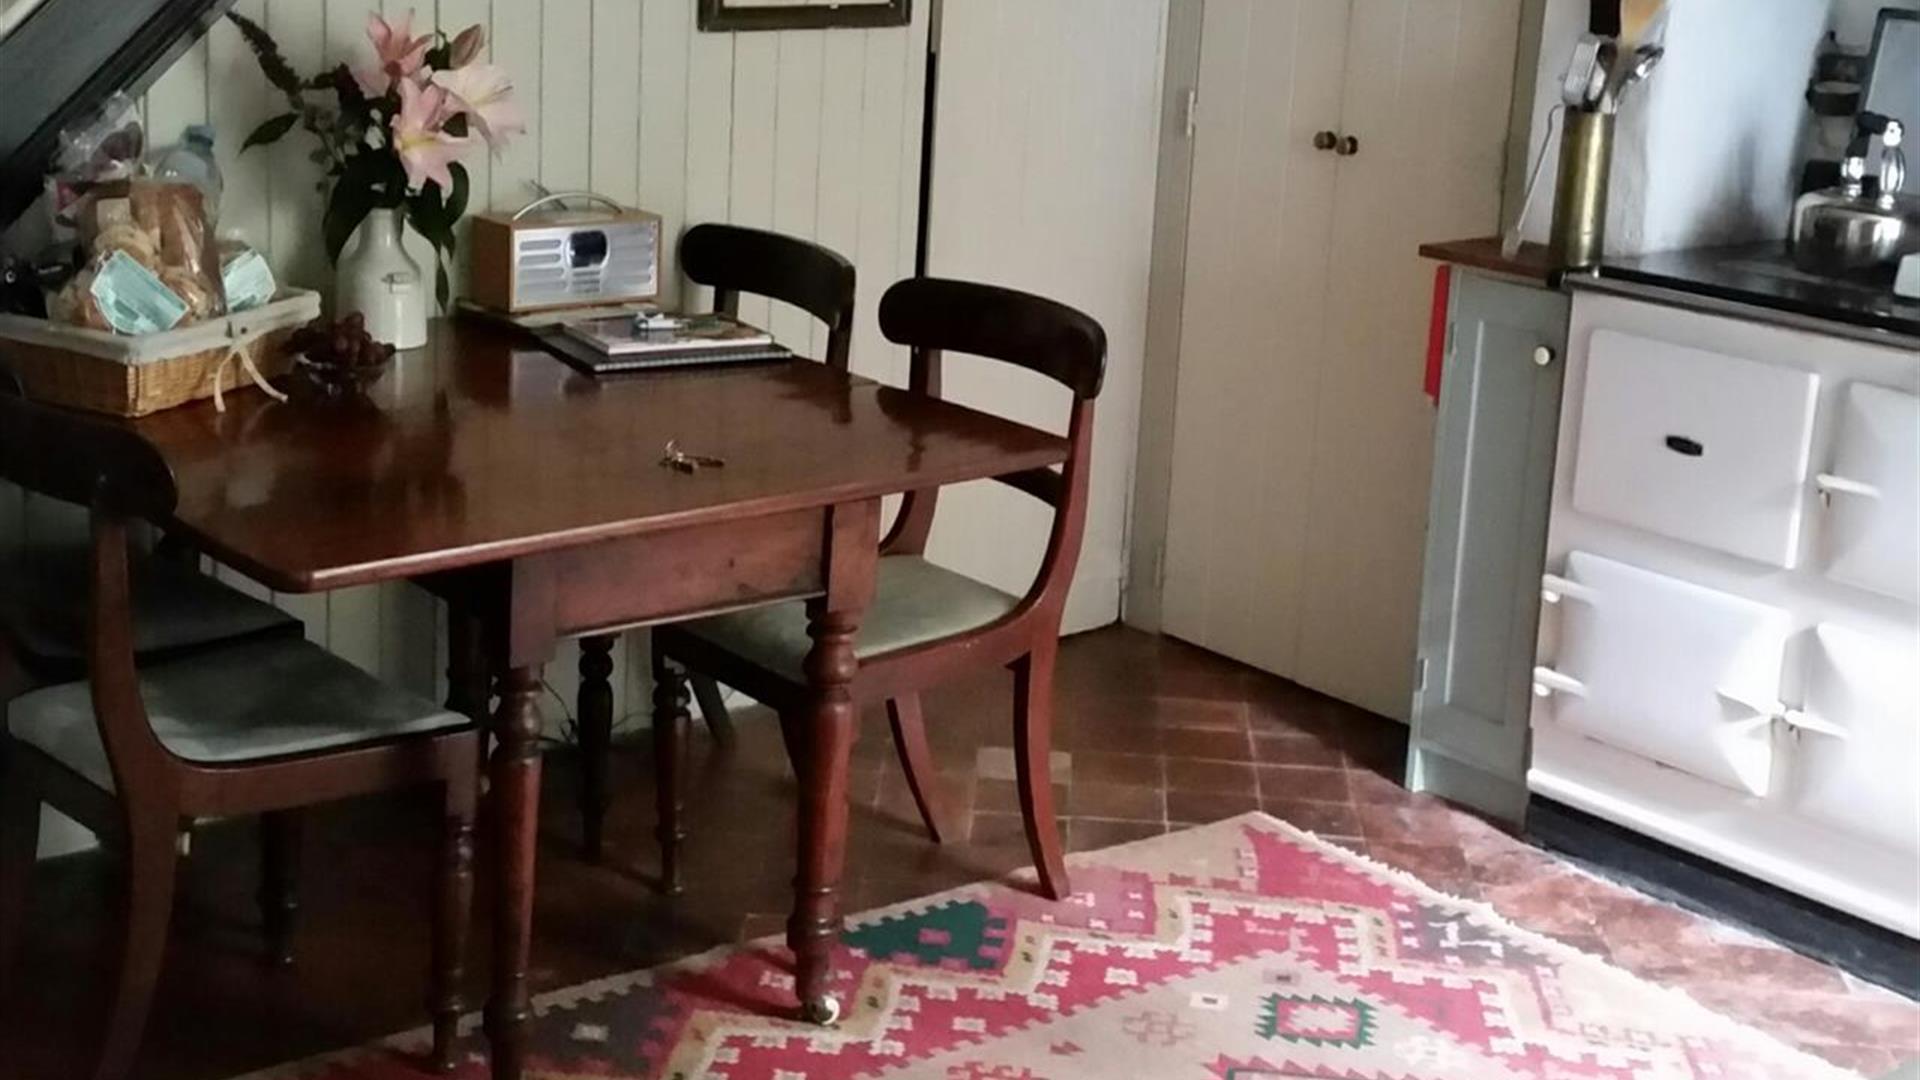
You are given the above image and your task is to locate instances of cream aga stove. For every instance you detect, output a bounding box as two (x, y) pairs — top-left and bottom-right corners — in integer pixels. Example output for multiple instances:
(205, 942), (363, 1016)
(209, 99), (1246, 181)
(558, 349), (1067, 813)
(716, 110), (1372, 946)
(1529, 289), (1920, 937)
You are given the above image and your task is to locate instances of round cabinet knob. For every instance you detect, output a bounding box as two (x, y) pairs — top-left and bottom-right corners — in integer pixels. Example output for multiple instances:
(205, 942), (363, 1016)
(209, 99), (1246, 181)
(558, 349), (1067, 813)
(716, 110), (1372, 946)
(1532, 345), (1555, 367)
(1335, 135), (1360, 156)
(1313, 130), (1338, 151)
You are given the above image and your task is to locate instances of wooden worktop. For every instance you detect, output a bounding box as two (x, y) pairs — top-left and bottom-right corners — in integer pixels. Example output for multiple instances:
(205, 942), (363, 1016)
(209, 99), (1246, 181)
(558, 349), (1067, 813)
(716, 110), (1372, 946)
(1419, 236), (1560, 287)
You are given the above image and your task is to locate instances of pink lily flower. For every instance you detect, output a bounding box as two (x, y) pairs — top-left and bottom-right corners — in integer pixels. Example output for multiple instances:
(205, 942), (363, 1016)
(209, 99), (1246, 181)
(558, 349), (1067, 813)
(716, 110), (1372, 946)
(390, 78), (469, 192)
(430, 63), (525, 151)
(354, 9), (432, 97)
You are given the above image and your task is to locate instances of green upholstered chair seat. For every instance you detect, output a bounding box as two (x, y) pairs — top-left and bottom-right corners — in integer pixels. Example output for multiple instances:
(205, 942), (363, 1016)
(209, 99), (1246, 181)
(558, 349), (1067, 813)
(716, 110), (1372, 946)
(679, 555), (1019, 683)
(6, 637), (468, 792)
(0, 543), (300, 666)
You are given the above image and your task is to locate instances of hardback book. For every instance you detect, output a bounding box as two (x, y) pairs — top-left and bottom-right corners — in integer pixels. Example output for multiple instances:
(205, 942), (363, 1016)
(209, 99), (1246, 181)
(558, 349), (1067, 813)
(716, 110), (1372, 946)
(561, 311), (774, 356)
(536, 321), (789, 378)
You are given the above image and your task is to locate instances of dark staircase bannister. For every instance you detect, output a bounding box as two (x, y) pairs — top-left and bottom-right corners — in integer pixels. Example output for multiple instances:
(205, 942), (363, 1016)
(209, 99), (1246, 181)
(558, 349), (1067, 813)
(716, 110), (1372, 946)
(0, 0), (238, 229)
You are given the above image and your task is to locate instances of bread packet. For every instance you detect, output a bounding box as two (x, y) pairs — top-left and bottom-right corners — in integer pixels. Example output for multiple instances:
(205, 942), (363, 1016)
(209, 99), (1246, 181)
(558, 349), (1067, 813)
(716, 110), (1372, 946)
(74, 178), (227, 325)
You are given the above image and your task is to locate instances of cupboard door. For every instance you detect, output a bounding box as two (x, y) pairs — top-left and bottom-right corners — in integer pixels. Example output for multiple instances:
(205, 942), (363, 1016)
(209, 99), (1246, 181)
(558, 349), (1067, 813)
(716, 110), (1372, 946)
(1163, 0), (1522, 722)
(1821, 382), (1920, 602)
(1406, 273), (1567, 824)
(1161, 0), (1352, 678)
(1572, 330), (1820, 568)
(1543, 551), (1788, 797)
(1292, 0), (1523, 720)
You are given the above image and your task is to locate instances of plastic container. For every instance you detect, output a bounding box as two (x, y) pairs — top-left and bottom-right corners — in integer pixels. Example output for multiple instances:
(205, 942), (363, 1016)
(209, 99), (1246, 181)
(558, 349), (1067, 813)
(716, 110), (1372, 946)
(149, 124), (223, 219)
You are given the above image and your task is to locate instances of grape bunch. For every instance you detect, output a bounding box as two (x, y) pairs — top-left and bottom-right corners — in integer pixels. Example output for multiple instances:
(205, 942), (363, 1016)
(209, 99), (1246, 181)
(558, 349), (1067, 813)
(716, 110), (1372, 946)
(288, 312), (395, 372)
(288, 313), (393, 372)
(286, 311), (395, 395)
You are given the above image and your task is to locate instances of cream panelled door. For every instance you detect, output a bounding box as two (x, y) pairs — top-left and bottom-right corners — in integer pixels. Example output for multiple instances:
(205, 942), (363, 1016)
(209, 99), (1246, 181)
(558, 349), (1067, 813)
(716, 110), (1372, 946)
(1162, 0), (1521, 721)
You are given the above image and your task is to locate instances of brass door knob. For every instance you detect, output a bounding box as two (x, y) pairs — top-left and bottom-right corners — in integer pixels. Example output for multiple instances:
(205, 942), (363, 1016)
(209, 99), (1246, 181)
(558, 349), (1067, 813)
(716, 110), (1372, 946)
(1313, 130), (1338, 151)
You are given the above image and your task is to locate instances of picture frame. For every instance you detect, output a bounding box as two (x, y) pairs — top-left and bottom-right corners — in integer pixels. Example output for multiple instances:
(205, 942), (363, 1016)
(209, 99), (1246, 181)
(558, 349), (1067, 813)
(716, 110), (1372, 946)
(696, 0), (911, 33)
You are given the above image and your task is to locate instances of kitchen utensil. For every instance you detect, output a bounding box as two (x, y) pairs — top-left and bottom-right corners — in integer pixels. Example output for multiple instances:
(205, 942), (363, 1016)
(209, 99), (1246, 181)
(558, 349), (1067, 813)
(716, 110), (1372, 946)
(1561, 35), (1607, 107)
(1588, 40), (1618, 108)
(1619, 0), (1667, 47)
(1504, 105), (1564, 259)
(1602, 43), (1665, 114)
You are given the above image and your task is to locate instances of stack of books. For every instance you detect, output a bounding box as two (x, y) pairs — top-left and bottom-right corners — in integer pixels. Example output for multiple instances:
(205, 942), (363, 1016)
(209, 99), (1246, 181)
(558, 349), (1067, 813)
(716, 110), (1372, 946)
(541, 312), (791, 375)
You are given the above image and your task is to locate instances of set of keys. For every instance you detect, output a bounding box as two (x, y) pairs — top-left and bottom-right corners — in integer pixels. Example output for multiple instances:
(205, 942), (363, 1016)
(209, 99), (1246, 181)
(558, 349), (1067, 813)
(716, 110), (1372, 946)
(660, 439), (726, 474)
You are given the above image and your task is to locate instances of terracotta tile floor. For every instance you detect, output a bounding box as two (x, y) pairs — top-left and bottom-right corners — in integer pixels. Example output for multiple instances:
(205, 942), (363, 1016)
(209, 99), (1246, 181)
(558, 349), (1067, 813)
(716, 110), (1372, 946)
(2, 626), (1915, 1077)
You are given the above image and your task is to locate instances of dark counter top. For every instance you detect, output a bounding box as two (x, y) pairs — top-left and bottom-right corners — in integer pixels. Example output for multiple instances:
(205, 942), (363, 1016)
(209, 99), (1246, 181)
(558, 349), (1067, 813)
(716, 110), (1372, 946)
(1593, 243), (1920, 344)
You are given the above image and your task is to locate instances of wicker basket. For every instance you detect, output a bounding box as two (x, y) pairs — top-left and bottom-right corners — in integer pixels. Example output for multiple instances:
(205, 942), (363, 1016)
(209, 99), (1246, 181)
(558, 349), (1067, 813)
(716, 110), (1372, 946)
(0, 289), (321, 417)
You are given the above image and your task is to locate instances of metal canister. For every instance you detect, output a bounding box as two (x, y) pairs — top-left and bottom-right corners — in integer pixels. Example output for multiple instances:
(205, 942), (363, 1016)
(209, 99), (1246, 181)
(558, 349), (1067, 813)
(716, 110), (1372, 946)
(1550, 109), (1614, 269)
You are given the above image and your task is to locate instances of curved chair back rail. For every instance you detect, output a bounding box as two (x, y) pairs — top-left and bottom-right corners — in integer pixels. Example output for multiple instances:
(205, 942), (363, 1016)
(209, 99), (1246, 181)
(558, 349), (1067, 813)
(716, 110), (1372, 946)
(680, 223), (857, 370)
(0, 387), (177, 520)
(877, 276), (1107, 400)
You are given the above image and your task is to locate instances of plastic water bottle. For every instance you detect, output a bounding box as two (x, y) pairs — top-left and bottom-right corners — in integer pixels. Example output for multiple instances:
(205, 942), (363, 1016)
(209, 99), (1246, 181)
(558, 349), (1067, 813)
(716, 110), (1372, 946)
(150, 124), (223, 218)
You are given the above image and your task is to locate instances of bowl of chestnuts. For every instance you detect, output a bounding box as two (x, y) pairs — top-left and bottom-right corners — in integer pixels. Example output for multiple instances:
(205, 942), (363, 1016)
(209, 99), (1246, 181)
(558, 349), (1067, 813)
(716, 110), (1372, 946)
(286, 313), (397, 398)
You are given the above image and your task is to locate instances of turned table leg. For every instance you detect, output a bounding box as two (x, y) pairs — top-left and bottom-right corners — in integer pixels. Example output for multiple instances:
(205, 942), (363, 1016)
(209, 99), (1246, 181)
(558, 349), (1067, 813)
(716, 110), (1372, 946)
(787, 497), (878, 1025)
(484, 664), (543, 1080)
(789, 596), (861, 1024)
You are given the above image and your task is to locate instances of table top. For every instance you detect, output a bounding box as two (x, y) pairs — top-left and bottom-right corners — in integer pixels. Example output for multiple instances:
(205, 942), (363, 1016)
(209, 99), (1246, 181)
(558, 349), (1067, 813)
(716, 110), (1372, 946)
(128, 319), (1070, 593)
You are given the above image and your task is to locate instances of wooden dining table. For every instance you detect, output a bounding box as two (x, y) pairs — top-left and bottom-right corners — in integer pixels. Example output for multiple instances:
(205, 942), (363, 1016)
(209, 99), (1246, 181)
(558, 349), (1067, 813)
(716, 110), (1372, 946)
(122, 317), (1070, 1077)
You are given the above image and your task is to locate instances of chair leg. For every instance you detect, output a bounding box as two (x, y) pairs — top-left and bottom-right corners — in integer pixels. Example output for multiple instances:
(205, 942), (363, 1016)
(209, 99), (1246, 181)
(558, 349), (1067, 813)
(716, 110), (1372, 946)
(1012, 648), (1070, 901)
(576, 634), (616, 863)
(445, 609), (493, 774)
(91, 812), (181, 1080)
(776, 711), (807, 779)
(430, 779), (477, 1073)
(651, 652), (690, 897)
(886, 695), (950, 843)
(257, 810), (301, 968)
(688, 673), (736, 748)
(0, 755), (41, 1004)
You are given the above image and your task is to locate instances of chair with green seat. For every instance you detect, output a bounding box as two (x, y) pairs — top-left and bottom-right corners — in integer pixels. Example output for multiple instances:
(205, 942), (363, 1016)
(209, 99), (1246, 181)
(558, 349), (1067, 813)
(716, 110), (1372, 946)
(647, 276), (1107, 900)
(0, 366), (311, 965)
(0, 391), (481, 1080)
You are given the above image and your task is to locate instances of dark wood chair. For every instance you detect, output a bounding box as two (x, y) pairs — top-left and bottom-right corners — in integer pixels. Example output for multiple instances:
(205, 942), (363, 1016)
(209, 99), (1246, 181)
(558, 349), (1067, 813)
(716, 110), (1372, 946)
(574, 222), (856, 862)
(0, 368), (314, 966)
(649, 276), (1107, 899)
(0, 393), (481, 1080)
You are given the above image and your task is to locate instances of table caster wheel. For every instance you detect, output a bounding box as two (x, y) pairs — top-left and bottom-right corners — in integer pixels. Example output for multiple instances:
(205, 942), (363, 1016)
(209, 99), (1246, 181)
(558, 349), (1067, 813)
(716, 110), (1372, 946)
(800, 994), (841, 1026)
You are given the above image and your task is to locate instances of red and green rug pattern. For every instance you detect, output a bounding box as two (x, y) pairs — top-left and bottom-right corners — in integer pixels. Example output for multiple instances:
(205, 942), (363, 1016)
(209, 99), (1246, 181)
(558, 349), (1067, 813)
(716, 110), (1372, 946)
(240, 814), (1861, 1080)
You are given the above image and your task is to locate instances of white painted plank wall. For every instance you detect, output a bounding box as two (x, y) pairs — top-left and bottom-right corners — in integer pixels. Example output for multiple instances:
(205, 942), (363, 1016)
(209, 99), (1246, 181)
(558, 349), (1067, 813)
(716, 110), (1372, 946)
(923, 0), (1167, 634)
(0, 1), (925, 740)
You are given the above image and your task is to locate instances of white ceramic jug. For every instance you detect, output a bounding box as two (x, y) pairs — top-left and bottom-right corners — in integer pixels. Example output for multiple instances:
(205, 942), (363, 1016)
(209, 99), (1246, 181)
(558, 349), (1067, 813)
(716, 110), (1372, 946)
(334, 207), (428, 349)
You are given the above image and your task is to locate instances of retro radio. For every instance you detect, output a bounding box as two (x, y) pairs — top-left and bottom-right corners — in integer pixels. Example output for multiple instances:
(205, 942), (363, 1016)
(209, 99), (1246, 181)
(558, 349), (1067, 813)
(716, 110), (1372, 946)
(467, 192), (661, 313)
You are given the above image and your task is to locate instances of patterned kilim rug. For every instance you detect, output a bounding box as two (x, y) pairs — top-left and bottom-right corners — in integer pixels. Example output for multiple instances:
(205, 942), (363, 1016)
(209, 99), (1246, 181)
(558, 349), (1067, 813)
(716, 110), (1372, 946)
(237, 813), (1861, 1080)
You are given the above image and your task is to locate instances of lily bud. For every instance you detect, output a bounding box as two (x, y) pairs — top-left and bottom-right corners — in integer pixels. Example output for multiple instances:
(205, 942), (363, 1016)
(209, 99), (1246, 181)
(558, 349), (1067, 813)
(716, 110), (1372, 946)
(449, 24), (486, 68)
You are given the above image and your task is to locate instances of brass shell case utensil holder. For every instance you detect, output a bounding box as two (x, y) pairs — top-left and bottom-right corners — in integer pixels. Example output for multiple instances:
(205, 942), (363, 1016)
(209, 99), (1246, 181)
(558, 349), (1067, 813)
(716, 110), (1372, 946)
(1550, 109), (1614, 269)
